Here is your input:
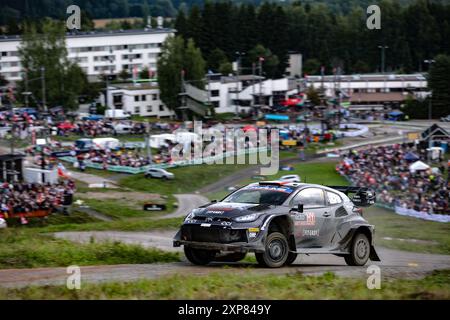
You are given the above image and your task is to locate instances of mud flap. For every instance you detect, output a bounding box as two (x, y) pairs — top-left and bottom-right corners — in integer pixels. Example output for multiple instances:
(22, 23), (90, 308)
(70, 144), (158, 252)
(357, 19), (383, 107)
(369, 246), (381, 261)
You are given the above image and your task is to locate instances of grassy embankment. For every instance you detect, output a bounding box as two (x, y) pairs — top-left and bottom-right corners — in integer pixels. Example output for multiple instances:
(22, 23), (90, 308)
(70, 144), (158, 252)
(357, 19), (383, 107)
(1, 270), (448, 300)
(0, 229), (179, 269)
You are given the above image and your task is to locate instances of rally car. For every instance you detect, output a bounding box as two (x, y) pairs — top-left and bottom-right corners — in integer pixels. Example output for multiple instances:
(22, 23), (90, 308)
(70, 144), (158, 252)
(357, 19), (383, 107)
(173, 181), (380, 268)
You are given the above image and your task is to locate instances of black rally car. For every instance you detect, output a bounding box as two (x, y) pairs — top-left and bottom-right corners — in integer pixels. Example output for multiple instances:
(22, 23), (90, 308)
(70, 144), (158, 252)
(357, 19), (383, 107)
(173, 181), (379, 268)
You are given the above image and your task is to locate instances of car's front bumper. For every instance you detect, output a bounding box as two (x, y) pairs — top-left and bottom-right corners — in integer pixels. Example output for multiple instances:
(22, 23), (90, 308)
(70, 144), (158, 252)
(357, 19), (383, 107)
(173, 223), (266, 253)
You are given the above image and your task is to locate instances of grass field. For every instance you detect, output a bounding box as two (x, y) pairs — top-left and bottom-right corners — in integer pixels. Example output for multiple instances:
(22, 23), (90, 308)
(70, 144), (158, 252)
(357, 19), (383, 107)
(120, 162), (249, 194)
(1, 270), (448, 299)
(0, 229), (179, 269)
(365, 207), (450, 255)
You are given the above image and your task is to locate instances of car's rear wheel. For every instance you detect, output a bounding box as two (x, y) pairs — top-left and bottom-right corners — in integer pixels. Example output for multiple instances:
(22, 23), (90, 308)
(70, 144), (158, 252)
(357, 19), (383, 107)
(344, 233), (370, 266)
(255, 232), (289, 268)
(184, 246), (215, 265)
(214, 252), (247, 263)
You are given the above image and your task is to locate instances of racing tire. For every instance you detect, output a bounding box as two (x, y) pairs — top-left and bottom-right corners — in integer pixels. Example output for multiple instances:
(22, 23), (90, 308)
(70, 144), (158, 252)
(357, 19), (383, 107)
(285, 252), (298, 266)
(214, 252), (247, 263)
(184, 246), (215, 265)
(344, 233), (370, 266)
(255, 232), (289, 268)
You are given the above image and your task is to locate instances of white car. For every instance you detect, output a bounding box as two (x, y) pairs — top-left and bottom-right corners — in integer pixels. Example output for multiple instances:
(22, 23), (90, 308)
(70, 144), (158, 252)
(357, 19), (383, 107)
(278, 174), (301, 183)
(145, 168), (175, 180)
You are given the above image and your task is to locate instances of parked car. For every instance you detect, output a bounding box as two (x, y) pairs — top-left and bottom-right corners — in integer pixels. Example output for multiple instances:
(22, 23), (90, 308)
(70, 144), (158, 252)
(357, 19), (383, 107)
(174, 181), (379, 268)
(145, 168), (174, 180)
(441, 115), (450, 122)
(278, 174), (301, 183)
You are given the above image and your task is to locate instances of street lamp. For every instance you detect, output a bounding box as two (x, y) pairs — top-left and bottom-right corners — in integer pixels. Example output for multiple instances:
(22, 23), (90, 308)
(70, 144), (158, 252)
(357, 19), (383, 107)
(378, 45), (389, 73)
(235, 51), (245, 116)
(424, 59), (435, 120)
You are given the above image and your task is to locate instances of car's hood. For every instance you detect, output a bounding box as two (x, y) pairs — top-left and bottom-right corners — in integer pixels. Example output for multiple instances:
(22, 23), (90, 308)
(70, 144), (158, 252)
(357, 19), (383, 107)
(194, 202), (273, 219)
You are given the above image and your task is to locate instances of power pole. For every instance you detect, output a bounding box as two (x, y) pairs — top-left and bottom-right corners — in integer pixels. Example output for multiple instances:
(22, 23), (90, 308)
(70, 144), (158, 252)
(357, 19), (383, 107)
(41, 67), (47, 112)
(24, 70), (29, 108)
(259, 58), (263, 118)
(424, 59), (435, 120)
(252, 63), (256, 112)
(378, 45), (388, 73)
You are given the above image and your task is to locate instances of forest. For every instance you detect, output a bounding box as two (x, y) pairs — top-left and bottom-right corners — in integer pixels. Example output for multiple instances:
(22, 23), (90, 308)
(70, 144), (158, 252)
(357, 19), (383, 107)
(1, 0), (450, 76)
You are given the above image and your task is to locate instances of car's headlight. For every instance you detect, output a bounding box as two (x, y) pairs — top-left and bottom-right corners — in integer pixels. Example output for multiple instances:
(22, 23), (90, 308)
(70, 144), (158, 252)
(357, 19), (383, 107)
(184, 209), (202, 221)
(184, 211), (196, 221)
(234, 213), (258, 222)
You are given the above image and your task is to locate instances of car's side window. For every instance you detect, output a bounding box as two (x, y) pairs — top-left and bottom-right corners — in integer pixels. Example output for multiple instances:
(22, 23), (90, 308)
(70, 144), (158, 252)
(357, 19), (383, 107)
(326, 191), (342, 205)
(292, 188), (325, 208)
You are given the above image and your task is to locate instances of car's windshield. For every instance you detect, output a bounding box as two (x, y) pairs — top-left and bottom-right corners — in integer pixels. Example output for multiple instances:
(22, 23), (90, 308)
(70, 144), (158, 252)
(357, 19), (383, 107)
(223, 185), (294, 205)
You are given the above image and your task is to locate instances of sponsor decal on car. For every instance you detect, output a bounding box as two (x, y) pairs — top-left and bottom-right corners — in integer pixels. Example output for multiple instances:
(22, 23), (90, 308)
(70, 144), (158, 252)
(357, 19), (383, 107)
(294, 212), (316, 226)
(245, 185), (293, 193)
(302, 229), (319, 236)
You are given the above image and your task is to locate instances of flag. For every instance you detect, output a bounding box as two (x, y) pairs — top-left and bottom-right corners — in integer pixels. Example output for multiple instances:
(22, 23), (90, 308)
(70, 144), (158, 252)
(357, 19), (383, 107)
(133, 66), (138, 80)
(57, 162), (70, 178)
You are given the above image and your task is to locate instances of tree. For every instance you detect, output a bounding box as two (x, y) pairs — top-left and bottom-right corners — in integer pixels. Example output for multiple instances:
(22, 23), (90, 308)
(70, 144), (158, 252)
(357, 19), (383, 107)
(248, 44), (279, 79)
(157, 36), (205, 110)
(428, 54), (450, 118)
(303, 58), (321, 75)
(18, 19), (88, 110)
(207, 48), (228, 73)
(219, 62), (233, 75)
(118, 69), (130, 81)
(0, 74), (8, 87)
(306, 86), (321, 106)
(184, 38), (206, 86)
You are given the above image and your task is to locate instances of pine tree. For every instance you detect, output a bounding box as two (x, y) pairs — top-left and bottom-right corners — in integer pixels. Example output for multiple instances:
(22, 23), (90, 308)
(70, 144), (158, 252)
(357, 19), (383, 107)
(428, 54), (450, 118)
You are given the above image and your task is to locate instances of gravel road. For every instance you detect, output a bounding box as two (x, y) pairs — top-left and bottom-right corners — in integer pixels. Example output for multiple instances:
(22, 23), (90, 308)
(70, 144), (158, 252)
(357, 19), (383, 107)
(1, 237), (449, 288)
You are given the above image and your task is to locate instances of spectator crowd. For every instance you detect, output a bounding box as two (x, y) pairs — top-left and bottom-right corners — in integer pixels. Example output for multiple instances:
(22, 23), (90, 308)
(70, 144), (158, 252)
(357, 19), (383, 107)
(336, 143), (449, 214)
(0, 180), (76, 217)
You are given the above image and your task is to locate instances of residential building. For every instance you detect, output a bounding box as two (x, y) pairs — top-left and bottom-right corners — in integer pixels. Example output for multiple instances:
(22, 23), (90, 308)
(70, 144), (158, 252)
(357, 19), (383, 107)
(0, 28), (174, 83)
(106, 82), (174, 118)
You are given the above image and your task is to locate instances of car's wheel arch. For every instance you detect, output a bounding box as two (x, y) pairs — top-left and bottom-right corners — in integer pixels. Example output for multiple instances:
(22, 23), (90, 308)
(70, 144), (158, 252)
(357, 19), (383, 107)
(262, 214), (296, 252)
(341, 224), (380, 262)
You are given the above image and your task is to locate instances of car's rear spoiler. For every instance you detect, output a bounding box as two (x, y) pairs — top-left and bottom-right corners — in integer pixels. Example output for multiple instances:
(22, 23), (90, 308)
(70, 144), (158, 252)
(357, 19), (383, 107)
(327, 186), (376, 207)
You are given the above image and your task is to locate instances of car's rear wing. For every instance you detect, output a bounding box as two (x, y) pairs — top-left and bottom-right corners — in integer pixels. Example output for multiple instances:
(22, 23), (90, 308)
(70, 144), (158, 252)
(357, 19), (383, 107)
(327, 186), (376, 207)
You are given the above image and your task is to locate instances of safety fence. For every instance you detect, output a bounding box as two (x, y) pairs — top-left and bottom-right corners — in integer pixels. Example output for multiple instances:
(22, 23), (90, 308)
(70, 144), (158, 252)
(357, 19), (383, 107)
(60, 147), (269, 175)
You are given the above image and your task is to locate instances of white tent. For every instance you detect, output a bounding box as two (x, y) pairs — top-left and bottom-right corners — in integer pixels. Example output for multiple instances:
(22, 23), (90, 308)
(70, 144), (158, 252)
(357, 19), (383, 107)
(409, 160), (430, 172)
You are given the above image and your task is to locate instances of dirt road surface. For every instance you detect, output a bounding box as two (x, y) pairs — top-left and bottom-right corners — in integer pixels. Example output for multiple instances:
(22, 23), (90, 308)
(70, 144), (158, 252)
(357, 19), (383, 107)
(1, 234), (449, 288)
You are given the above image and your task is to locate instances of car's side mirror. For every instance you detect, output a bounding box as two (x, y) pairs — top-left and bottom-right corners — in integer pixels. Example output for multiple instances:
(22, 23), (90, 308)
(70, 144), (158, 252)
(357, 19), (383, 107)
(211, 200), (217, 203)
(297, 204), (304, 213)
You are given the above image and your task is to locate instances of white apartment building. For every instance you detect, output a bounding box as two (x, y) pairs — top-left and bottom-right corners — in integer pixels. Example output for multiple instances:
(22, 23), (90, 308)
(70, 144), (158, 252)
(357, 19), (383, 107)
(0, 28), (174, 83)
(106, 82), (174, 118)
(204, 75), (296, 114)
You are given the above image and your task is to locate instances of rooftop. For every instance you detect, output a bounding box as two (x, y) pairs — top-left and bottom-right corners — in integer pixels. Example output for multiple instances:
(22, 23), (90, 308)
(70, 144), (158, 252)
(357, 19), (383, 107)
(0, 28), (175, 42)
(110, 82), (159, 91)
(306, 74), (427, 82)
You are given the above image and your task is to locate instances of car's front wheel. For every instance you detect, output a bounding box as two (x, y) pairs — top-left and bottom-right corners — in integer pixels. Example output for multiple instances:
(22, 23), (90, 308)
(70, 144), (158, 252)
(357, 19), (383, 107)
(184, 246), (215, 265)
(344, 233), (370, 266)
(285, 252), (298, 266)
(255, 232), (289, 268)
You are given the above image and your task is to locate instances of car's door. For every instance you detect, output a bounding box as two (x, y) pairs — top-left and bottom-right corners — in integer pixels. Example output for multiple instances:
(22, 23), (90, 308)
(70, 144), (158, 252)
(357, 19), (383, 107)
(325, 190), (347, 246)
(289, 187), (334, 248)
